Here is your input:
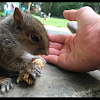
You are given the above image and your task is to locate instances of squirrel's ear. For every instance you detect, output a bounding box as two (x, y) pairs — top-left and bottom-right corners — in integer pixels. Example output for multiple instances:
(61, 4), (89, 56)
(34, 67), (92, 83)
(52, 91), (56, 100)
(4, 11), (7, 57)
(13, 7), (24, 24)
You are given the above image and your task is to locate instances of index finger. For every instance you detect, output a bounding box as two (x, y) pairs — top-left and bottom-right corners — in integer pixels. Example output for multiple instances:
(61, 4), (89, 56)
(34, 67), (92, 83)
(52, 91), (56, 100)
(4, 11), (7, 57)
(41, 55), (59, 66)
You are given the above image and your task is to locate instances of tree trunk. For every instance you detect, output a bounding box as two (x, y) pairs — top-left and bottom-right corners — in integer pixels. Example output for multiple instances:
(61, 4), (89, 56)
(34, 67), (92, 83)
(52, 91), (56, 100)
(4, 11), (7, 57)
(93, 2), (100, 14)
(47, 2), (51, 16)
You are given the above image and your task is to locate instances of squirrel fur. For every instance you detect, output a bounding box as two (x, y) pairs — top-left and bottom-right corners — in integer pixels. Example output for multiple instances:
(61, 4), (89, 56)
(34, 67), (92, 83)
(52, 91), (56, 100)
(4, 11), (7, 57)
(0, 7), (49, 93)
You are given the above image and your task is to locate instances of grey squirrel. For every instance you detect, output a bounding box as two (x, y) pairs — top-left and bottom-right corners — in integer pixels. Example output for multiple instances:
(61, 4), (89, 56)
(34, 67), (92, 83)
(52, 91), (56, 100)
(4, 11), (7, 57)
(0, 7), (49, 94)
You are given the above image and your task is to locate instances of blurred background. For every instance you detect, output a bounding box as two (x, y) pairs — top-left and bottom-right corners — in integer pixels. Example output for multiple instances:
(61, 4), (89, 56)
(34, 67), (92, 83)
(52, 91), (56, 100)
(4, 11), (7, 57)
(0, 2), (100, 28)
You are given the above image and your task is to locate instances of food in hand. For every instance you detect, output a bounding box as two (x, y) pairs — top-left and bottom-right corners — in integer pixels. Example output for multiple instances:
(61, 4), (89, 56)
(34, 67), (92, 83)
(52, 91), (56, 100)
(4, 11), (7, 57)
(32, 58), (44, 69)
(17, 58), (44, 85)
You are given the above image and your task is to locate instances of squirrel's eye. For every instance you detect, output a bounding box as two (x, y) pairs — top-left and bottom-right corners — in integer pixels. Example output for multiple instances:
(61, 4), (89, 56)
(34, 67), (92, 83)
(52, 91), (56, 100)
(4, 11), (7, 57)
(16, 26), (21, 30)
(31, 34), (39, 43)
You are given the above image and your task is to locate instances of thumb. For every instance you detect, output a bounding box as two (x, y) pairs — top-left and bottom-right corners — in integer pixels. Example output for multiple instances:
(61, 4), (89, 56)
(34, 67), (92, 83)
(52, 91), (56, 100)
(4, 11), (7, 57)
(63, 6), (98, 22)
(63, 9), (77, 21)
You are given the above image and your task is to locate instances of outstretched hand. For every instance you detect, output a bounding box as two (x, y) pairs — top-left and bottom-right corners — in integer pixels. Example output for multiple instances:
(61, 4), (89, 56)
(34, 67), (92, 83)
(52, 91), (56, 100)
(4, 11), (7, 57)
(41, 6), (100, 72)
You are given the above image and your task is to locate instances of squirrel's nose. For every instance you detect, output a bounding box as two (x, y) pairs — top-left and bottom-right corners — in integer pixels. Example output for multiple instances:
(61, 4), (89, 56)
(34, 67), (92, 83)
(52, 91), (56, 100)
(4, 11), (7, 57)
(45, 50), (49, 55)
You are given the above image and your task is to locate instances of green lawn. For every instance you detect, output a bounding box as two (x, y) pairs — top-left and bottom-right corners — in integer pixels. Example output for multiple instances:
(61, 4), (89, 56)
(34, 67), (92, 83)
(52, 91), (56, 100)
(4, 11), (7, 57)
(0, 12), (5, 16)
(32, 15), (69, 28)
(0, 12), (69, 28)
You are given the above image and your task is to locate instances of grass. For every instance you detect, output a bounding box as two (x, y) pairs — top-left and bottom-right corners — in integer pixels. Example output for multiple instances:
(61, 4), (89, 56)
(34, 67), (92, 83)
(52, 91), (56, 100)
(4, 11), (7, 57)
(32, 15), (69, 28)
(0, 12), (69, 28)
(0, 12), (5, 16)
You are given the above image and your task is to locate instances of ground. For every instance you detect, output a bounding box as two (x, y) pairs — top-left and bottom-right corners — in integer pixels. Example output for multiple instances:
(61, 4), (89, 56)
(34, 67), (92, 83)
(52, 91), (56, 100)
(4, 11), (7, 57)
(0, 26), (100, 97)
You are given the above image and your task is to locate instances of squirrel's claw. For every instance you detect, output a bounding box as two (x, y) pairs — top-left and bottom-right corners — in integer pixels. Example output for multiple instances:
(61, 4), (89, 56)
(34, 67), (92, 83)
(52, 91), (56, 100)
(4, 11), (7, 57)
(33, 64), (42, 77)
(0, 78), (13, 94)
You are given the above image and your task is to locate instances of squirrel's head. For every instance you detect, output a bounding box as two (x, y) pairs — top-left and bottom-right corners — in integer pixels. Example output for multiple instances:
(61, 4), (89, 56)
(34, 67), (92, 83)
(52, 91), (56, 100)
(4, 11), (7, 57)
(13, 7), (49, 55)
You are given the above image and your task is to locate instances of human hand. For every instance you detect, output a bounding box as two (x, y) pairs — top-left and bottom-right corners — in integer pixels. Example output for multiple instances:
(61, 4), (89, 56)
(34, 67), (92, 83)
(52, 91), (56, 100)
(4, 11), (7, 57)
(41, 6), (100, 72)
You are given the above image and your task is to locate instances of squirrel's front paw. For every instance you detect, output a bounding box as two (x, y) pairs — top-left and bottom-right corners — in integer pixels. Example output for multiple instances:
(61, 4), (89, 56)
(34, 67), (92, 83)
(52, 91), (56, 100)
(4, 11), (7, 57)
(17, 59), (44, 84)
(27, 63), (42, 79)
(0, 78), (13, 94)
(17, 64), (42, 85)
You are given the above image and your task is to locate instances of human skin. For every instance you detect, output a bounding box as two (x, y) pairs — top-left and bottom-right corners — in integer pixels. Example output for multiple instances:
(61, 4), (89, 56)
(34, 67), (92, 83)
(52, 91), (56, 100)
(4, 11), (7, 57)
(41, 6), (100, 72)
